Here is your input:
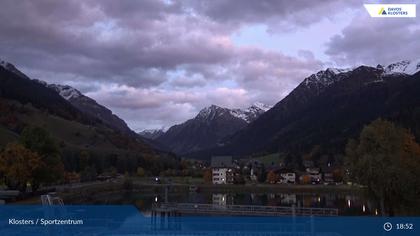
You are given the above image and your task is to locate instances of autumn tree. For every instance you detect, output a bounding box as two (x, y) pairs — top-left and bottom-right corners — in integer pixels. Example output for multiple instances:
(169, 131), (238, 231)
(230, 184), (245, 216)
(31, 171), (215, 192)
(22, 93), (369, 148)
(203, 169), (212, 184)
(267, 171), (279, 184)
(19, 126), (64, 185)
(345, 119), (420, 215)
(332, 168), (343, 182)
(0, 143), (45, 192)
(300, 175), (311, 185)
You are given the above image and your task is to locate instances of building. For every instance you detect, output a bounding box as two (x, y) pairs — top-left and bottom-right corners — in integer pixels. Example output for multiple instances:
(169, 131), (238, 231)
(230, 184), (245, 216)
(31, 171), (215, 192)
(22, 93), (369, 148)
(279, 172), (296, 184)
(268, 167), (296, 184)
(322, 165), (335, 184)
(306, 167), (322, 184)
(211, 156), (234, 184)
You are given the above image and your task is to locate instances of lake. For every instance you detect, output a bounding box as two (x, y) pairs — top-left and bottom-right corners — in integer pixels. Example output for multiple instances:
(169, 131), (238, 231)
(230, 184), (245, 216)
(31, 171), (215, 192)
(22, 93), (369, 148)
(81, 188), (380, 216)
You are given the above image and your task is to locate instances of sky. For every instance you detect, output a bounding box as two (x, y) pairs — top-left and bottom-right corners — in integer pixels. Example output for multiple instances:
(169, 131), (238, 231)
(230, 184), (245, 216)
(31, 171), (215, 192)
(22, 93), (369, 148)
(0, 0), (419, 131)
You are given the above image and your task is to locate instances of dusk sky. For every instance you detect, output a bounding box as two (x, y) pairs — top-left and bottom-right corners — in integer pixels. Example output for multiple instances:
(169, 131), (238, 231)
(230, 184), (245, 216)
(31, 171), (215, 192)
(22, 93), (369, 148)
(0, 0), (419, 131)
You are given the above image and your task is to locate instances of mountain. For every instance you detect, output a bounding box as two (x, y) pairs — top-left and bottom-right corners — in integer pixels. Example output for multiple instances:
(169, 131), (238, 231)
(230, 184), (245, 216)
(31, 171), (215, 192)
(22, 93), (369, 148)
(36, 81), (134, 135)
(0, 59), (158, 159)
(0, 60), (93, 124)
(138, 129), (165, 140)
(229, 102), (271, 123)
(157, 103), (271, 155)
(193, 59), (420, 159)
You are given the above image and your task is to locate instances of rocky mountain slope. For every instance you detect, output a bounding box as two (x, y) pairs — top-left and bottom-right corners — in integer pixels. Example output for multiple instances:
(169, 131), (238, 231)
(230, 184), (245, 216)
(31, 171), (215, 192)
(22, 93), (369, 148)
(0, 60), (157, 158)
(192, 60), (420, 159)
(157, 103), (271, 155)
(37, 81), (134, 135)
(138, 129), (165, 140)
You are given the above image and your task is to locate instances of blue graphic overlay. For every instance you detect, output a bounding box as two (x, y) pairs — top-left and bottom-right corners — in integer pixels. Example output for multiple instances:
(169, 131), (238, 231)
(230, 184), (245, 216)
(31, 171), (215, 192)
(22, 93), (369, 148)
(0, 205), (418, 235)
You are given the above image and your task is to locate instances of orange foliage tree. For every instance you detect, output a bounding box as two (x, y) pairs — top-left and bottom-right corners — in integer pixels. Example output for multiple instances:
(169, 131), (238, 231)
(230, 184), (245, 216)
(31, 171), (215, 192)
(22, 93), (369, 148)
(203, 169), (212, 183)
(267, 171), (279, 184)
(0, 143), (45, 192)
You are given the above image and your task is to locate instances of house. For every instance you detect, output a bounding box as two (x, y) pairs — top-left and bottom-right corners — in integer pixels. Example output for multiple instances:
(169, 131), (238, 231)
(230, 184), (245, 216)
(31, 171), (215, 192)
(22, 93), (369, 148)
(266, 167), (296, 184)
(323, 172), (334, 183)
(279, 171), (296, 184)
(322, 165), (335, 184)
(276, 168), (296, 184)
(306, 167), (322, 184)
(211, 156), (234, 184)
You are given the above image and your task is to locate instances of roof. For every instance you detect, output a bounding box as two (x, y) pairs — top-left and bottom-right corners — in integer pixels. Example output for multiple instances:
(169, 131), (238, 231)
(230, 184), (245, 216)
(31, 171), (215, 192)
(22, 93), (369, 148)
(267, 166), (295, 173)
(211, 156), (233, 168)
(306, 167), (320, 174)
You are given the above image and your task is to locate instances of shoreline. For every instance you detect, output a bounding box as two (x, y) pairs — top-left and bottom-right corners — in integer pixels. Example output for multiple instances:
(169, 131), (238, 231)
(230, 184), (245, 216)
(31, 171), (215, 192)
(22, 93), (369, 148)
(11, 181), (363, 205)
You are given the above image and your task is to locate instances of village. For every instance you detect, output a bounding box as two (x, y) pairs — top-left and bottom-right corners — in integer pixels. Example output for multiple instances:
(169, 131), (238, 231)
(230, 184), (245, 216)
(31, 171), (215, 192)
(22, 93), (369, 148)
(208, 156), (344, 186)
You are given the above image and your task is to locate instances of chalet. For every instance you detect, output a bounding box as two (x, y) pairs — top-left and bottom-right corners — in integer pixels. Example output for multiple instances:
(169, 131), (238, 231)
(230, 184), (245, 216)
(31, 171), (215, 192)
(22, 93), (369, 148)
(211, 156), (234, 184)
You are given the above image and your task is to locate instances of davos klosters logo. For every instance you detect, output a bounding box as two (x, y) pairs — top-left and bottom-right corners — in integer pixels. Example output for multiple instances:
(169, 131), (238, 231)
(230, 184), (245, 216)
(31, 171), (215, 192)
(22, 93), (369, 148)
(364, 4), (416, 17)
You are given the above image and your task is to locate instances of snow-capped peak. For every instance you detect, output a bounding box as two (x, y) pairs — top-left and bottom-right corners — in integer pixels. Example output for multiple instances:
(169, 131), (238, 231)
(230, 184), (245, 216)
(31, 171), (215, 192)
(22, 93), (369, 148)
(303, 67), (352, 87)
(231, 102), (271, 123)
(32, 79), (82, 100)
(32, 79), (47, 86)
(48, 84), (82, 100)
(197, 105), (225, 120)
(383, 59), (420, 75)
(230, 103), (271, 123)
(0, 60), (8, 68)
(249, 102), (272, 112)
(0, 59), (28, 78)
(139, 129), (164, 135)
(196, 103), (270, 123)
(0, 60), (14, 70)
(138, 129), (165, 140)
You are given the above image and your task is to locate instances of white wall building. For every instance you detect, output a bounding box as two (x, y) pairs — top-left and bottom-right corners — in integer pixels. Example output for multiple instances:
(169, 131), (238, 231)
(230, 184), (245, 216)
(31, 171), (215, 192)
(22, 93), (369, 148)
(280, 172), (296, 184)
(212, 167), (228, 184)
(211, 156), (233, 184)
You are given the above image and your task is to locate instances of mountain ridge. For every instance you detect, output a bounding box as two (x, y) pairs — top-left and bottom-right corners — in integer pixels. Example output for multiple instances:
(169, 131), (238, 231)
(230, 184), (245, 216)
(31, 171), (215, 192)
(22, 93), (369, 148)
(138, 129), (165, 140)
(187, 60), (420, 159)
(157, 103), (271, 154)
(38, 81), (134, 135)
(0, 61), (154, 152)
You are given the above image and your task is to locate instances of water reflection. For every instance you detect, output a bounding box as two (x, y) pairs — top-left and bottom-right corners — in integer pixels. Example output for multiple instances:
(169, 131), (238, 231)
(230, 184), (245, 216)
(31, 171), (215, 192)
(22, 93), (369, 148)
(88, 190), (379, 216)
(212, 194), (227, 206)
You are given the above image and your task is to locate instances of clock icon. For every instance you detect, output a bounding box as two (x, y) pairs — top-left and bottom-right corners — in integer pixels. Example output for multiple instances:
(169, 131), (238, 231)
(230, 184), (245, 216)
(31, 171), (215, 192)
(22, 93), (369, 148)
(383, 222), (393, 232)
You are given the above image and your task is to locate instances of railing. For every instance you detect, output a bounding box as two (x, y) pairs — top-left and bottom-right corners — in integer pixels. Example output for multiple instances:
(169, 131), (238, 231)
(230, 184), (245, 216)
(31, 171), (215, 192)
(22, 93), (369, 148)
(154, 203), (338, 216)
(41, 194), (64, 206)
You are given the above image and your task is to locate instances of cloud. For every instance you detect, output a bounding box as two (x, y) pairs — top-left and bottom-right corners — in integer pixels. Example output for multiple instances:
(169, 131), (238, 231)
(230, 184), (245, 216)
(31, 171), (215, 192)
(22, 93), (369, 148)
(326, 13), (420, 66)
(184, 0), (360, 31)
(169, 76), (207, 88)
(0, 0), (353, 130)
(86, 84), (202, 110)
(0, 0), (234, 84)
(86, 84), (252, 130)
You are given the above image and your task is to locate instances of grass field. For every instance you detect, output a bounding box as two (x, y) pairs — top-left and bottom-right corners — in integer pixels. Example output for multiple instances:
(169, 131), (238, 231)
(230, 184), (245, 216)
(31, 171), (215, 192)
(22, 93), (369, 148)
(242, 153), (285, 166)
